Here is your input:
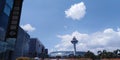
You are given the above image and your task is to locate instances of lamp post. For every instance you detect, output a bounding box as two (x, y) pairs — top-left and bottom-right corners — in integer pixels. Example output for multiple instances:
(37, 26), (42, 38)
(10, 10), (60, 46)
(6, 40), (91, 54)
(71, 37), (78, 56)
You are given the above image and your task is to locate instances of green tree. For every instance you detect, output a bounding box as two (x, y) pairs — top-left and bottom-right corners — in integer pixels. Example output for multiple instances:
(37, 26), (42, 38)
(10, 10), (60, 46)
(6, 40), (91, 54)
(113, 49), (120, 58)
(97, 50), (108, 58)
(106, 52), (114, 58)
(97, 50), (115, 58)
(97, 50), (102, 59)
(84, 51), (96, 60)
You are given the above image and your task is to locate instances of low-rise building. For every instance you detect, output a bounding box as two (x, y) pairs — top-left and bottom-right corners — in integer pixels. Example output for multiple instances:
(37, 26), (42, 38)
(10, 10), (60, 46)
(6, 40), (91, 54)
(49, 51), (86, 58)
(29, 38), (46, 58)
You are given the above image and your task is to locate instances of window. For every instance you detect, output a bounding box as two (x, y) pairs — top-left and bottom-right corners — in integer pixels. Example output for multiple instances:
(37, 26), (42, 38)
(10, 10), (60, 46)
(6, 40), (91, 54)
(10, 25), (17, 30)
(4, 4), (10, 16)
(6, 0), (13, 8)
(4, 0), (14, 16)
(12, 15), (19, 20)
(9, 31), (16, 36)
(13, 11), (19, 15)
(0, 27), (5, 41)
(14, 6), (20, 11)
(11, 20), (18, 25)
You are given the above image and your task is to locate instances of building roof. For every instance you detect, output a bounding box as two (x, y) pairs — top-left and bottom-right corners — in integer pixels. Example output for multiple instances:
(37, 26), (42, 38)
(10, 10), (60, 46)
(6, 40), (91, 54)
(49, 51), (86, 57)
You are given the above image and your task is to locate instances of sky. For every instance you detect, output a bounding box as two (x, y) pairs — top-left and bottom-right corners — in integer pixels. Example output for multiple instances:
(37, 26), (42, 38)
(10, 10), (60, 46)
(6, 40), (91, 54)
(20, 0), (120, 54)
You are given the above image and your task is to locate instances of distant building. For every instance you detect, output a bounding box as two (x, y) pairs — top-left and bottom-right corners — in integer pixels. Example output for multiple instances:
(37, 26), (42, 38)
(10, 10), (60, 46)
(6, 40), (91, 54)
(29, 38), (47, 58)
(49, 51), (86, 58)
(45, 49), (48, 55)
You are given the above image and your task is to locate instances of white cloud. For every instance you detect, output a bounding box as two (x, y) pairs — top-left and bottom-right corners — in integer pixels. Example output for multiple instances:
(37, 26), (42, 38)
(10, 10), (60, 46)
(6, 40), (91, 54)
(21, 24), (36, 32)
(53, 28), (120, 53)
(65, 2), (86, 20)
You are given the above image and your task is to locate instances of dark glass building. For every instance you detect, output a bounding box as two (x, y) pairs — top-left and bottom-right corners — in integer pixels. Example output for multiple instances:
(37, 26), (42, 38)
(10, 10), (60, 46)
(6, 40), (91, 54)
(0, 0), (30, 60)
(29, 38), (47, 58)
(0, 0), (14, 59)
(0, 0), (14, 41)
(0, 26), (30, 60)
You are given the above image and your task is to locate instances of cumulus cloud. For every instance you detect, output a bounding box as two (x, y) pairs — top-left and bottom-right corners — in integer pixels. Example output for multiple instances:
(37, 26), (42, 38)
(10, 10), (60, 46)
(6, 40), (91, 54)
(21, 24), (36, 32)
(53, 28), (120, 53)
(65, 2), (86, 20)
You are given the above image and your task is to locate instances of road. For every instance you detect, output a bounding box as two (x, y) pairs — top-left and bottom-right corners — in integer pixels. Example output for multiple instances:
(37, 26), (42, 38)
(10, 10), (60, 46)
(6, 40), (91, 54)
(40, 58), (92, 60)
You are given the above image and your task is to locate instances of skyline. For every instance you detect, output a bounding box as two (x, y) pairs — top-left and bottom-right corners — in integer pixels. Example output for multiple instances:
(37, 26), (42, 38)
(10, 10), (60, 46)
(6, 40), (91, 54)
(20, 0), (120, 53)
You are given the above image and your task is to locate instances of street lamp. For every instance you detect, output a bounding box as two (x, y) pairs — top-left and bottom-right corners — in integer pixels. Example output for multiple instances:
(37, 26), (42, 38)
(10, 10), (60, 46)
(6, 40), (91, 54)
(71, 37), (78, 56)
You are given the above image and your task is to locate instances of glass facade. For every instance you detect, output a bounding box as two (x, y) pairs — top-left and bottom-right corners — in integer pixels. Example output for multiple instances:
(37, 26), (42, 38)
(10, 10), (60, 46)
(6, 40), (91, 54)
(0, 0), (28, 60)
(0, 0), (13, 41)
(0, 27), (30, 60)
(4, 4), (11, 16)
(0, 27), (5, 41)
(4, 0), (13, 16)
(0, 0), (5, 13)
(6, 0), (14, 8)
(0, 0), (14, 59)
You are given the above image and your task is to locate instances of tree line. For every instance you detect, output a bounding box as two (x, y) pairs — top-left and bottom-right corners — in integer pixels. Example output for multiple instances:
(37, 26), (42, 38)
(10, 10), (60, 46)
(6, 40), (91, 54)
(84, 49), (120, 59)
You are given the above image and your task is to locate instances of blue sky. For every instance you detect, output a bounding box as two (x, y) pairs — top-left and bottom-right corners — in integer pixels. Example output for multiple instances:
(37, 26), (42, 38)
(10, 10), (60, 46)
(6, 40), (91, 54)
(20, 0), (120, 53)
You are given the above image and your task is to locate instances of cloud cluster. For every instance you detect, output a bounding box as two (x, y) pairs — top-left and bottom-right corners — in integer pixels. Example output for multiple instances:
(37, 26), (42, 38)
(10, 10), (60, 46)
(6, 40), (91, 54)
(65, 2), (86, 20)
(21, 24), (36, 32)
(54, 28), (120, 53)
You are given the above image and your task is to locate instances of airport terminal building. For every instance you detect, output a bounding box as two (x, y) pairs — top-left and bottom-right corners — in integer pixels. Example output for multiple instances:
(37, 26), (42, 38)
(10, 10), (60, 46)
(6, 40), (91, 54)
(49, 51), (86, 58)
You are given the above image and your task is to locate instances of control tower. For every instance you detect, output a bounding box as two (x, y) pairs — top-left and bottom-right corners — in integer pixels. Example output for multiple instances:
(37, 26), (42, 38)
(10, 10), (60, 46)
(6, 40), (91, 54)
(71, 37), (78, 56)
